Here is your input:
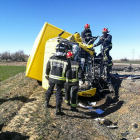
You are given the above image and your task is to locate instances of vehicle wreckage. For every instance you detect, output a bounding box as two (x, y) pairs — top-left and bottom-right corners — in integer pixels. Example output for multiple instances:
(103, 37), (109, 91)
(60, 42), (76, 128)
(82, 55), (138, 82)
(26, 22), (114, 97)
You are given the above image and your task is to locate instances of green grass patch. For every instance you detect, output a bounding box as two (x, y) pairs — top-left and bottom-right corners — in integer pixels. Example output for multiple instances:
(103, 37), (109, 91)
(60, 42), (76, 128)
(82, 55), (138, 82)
(0, 65), (26, 82)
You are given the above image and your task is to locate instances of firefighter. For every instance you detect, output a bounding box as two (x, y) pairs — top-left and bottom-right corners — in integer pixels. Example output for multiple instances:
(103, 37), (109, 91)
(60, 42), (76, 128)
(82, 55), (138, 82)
(81, 24), (97, 44)
(65, 51), (83, 112)
(94, 28), (112, 65)
(44, 43), (71, 115)
(81, 24), (92, 44)
(80, 24), (97, 64)
(94, 28), (113, 80)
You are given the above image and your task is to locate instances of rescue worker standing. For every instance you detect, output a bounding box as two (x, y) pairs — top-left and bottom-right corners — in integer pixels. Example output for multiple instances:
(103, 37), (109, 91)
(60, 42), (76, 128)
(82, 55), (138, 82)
(45, 43), (71, 115)
(81, 24), (92, 44)
(94, 28), (113, 81)
(80, 24), (93, 63)
(80, 24), (98, 63)
(65, 52), (83, 112)
(94, 28), (112, 64)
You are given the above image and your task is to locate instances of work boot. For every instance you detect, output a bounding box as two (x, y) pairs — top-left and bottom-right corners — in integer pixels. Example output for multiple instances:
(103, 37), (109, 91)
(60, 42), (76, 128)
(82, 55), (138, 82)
(70, 107), (79, 112)
(44, 97), (51, 108)
(55, 103), (65, 115)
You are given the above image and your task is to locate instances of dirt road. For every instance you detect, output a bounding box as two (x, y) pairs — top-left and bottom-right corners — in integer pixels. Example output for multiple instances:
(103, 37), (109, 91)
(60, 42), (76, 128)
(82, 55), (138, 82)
(0, 68), (140, 139)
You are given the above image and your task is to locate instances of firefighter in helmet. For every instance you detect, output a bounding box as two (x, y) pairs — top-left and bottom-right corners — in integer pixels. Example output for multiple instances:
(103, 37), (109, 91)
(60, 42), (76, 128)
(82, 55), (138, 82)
(93, 28), (113, 80)
(65, 51), (84, 112)
(94, 28), (112, 65)
(81, 24), (97, 44)
(45, 43), (71, 115)
(81, 24), (92, 44)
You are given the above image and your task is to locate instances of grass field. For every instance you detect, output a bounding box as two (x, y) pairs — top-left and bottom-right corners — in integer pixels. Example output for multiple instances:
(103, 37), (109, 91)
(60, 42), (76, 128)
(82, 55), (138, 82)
(0, 65), (26, 82)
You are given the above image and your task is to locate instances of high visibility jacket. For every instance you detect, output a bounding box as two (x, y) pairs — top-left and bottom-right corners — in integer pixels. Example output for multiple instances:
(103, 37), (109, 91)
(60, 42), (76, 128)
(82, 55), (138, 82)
(46, 55), (71, 84)
(95, 34), (112, 48)
(67, 59), (84, 83)
(81, 29), (92, 43)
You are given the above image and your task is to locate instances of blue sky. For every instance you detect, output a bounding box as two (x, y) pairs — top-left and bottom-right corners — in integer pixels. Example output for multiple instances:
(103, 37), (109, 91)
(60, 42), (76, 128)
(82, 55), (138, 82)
(0, 0), (140, 60)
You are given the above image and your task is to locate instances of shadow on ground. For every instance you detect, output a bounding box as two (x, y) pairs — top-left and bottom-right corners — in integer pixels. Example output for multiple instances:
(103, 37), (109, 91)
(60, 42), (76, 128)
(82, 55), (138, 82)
(0, 96), (36, 105)
(73, 74), (124, 118)
(0, 131), (29, 140)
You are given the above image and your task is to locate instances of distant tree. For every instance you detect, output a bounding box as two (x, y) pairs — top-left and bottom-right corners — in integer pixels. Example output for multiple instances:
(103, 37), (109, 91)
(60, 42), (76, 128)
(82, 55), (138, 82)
(11, 50), (26, 62)
(120, 58), (129, 62)
(1, 51), (11, 61)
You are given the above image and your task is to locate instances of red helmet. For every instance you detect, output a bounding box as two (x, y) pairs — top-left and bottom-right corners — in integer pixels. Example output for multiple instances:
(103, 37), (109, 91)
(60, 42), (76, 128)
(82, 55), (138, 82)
(66, 52), (74, 58)
(84, 24), (90, 28)
(102, 28), (108, 33)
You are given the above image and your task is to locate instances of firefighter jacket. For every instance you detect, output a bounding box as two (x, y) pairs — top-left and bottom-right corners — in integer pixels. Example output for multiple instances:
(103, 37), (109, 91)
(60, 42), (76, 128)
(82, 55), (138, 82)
(46, 55), (71, 84)
(81, 29), (92, 43)
(95, 34), (112, 48)
(66, 59), (84, 83)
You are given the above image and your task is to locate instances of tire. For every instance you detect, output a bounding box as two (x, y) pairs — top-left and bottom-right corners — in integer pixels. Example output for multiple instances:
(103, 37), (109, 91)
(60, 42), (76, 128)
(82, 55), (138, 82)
(37, 80), (42, 86)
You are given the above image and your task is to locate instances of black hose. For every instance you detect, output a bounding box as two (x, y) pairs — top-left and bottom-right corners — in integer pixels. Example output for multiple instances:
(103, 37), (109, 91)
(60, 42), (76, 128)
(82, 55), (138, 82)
(58, 30), (65, 37)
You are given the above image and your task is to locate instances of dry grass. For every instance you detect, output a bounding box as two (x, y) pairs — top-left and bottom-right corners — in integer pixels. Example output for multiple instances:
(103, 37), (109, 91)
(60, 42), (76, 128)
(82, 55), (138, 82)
(0, 65), (140, 140)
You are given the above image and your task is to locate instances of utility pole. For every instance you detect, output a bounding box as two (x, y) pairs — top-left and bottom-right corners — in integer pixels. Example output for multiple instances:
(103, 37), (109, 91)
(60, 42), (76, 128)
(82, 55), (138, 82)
(131, 49), (136, 60)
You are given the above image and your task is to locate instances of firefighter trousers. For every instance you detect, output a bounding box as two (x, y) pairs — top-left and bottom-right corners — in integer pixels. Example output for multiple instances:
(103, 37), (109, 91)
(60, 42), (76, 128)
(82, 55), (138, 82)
(64, 82), (78, 107)
(103, 46), (112, 61)
(45, 81), (64, 105)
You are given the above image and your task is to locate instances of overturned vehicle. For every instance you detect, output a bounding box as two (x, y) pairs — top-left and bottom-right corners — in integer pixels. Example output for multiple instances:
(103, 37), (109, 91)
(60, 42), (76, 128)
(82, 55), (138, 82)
(26, 23), (114, 97)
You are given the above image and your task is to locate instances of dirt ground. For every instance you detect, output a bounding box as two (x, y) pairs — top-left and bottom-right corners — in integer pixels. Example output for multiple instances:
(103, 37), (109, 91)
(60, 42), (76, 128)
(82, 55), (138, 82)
(0, 62), (27, 66)
(0, 63), (140, 140)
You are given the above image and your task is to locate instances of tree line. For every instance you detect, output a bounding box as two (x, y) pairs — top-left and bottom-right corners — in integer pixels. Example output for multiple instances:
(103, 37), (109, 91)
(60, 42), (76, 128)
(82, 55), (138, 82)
(0, 50), (29, 62)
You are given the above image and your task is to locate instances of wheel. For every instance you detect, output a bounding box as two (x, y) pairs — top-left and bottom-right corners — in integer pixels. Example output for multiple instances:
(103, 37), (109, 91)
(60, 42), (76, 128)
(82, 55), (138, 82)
(37, 80), (42, 86)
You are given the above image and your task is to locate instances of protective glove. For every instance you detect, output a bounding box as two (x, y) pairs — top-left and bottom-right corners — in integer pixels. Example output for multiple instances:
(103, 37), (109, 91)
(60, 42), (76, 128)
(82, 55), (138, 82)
(87, 44), (93, 49)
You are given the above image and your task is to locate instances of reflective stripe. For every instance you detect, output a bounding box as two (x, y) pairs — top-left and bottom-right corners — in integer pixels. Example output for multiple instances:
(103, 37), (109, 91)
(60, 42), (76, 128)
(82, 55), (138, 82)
(49, 75), (66, 81)
(104, 48), (109, 60)
(46, 75), (49, 77)
(71, 104), (77, 107)
(85, 33), (91, 36)
(51, 59), (68, 65)
(68, 79), (78, 82)
(66, 78), (69, 82)
(62, 62), (67, 78)
(108, 63), (112, 66)
(49, 60), (53, 74)
(72, 65), (79, 68)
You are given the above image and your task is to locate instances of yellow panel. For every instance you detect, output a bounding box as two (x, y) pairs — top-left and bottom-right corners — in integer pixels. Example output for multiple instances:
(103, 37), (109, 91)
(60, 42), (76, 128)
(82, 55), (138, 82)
(78, 88), (96, 97)
(26, 22), (72, 81)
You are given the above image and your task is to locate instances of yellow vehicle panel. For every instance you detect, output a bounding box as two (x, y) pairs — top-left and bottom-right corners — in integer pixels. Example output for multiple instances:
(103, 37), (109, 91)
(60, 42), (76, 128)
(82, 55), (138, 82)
(78, 88), (96, 97)
(26, 22), (72, 81)
(42, 39), (59, 89)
